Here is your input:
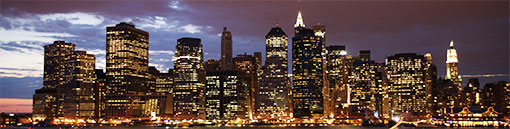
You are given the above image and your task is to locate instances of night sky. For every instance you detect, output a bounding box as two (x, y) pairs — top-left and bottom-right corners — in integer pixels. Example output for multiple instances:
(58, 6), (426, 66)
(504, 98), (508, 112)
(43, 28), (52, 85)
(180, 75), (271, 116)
(0, 0), (508, 113)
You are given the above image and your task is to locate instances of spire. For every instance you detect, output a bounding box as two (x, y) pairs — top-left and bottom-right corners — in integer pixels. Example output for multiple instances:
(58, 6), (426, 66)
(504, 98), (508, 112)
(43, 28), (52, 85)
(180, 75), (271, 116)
(223, 27), (227, 32)
(294, 10), (305, 28)
(449, 40), (454, 48)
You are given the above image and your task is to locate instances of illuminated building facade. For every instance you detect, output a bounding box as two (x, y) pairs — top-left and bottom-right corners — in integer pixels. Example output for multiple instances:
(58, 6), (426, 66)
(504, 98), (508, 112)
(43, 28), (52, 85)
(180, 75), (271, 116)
(105, 22), (149, 118)
(94, 69), (106, 119)
(430, 78), (456, 115)
(265, 24), (288, 74)
(292, 10), (325, 118)
(144, 67), (173, 117)
(424, 53), (437, 114)
(347, 54), (385, 117)
(385, 53), (429, 115)
(325, 45), (349, 117)
(257, 57), (291, 119)
(221, 27), (233, 70)
(205, 71), (249, 120)
(463, 78), (481, 108)
(33, 41), (76, 120)
(62, 51), (96, 119)
(173, 37), (206, 120)
(233, 53), (261, 119)
(481, 81), (510, 115)
(446, 40), (463, 106)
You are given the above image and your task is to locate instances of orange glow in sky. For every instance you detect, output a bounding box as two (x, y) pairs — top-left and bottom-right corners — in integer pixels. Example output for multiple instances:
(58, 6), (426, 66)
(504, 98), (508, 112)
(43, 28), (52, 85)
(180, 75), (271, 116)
(0, 98), (32, 113)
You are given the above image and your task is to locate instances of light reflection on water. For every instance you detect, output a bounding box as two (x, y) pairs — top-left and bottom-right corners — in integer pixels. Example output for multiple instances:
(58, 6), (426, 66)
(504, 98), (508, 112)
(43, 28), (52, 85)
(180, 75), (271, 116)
(1, 126), (501, 129)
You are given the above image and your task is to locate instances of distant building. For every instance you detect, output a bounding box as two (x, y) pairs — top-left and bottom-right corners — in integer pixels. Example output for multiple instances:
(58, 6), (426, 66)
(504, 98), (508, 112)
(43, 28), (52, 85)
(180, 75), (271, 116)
(205, 70), (250, 120)
(292, 10), (325, 118)
(173, 37), (206, 120)
(105, 22), (149, 118)
(94, 69), (106, 120)
(325, 45), (350, 117)
(62, 51), (96, 119)
(463, 78), (482, 108)
(233, 53), (261, 119)
(33, 41), (76, 120)
(385, 53), (430, 115)
(347, 54), (385, 118)
(33, 41), (99, 121)
(257, 57), (291, 119)
(481, 81), (510, 115)
(221, 27), (233, 70)
(264, 25), (288, 74)
(445, 40), (463, 106)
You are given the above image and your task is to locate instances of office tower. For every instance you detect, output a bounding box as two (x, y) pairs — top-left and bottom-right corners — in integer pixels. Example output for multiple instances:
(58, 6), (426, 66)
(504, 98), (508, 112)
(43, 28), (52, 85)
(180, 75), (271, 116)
(445, 40), (462, 106)
(463, 78), (481, 108)
(347, 54), (384, 117)
(205, 71), (249, 120)
(424, 53), (437, 114)
(265, 24), (289, 74)
(105, 22), (149, 118)
(482, 81), (510, 113)
(233, 53), (260, 119)
(62, 51), (96, 119)
(324, 45), (348, 117)
(292, 10), (325, 118)
(94, 69), (106, 120)
(144, 67), (172, 117)
(385, 53), (429, 115)
(174, 37), (206, 120)
(157, 69), (174, 116)
(430, 78), (455, 115)
(257, 57), (291, 119)
(221, 27), (233, 70)
(33, 41), (75, 120)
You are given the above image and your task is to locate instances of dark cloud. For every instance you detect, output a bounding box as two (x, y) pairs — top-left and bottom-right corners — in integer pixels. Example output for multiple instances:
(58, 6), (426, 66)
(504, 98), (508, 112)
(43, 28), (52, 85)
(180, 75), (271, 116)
(0, 77), (42, 99)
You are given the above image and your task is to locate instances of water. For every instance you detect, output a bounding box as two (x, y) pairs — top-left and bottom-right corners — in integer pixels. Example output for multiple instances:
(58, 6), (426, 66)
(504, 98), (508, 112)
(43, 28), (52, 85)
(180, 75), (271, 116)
(1, 126), (501, 129)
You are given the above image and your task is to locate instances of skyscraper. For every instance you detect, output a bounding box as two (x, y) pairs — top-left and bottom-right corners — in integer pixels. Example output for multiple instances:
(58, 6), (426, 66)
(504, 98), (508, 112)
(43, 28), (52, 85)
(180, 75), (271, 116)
(325, 45), (349, 117)
(265, 24), (288, 74)
(385, 53), (429, 115)
(233, 53), (260, 119)
(33, 41), (76, 120)
(463, 78), (481, 108)
(105, 22), (149, 118)
(173, 37), (206, 120)
(257, 24), (291, 118)
(221, 27), (233, 70)
(347, 51), (385, 117)
(62, 51), (96, 119)
(292, 10), (325, 118)
(205, 70), (250, 120)
(257, 57), (291, 119)
(446, 40), (462, 106)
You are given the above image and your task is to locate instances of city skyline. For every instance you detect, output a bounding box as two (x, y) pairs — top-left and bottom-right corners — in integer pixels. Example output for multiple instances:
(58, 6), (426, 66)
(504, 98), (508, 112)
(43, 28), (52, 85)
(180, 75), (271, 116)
(0, 0), (509, 114)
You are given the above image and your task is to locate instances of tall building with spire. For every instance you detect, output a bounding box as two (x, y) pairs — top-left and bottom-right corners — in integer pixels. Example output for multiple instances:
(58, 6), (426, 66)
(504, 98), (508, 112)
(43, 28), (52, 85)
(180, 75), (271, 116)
(292, 10), (325, 118)
(221, 27), (233, 70)
(294, 11), (305, 28)
(446, 40), (462, 106)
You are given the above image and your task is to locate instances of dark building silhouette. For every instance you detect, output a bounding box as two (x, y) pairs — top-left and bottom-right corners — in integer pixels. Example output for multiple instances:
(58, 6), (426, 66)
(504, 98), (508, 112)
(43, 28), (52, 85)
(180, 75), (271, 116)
(221, 27), (233, 70)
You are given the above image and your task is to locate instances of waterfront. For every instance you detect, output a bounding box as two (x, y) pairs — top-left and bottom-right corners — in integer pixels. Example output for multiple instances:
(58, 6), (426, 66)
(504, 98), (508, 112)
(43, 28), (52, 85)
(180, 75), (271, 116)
(0, 126), (504, 129)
